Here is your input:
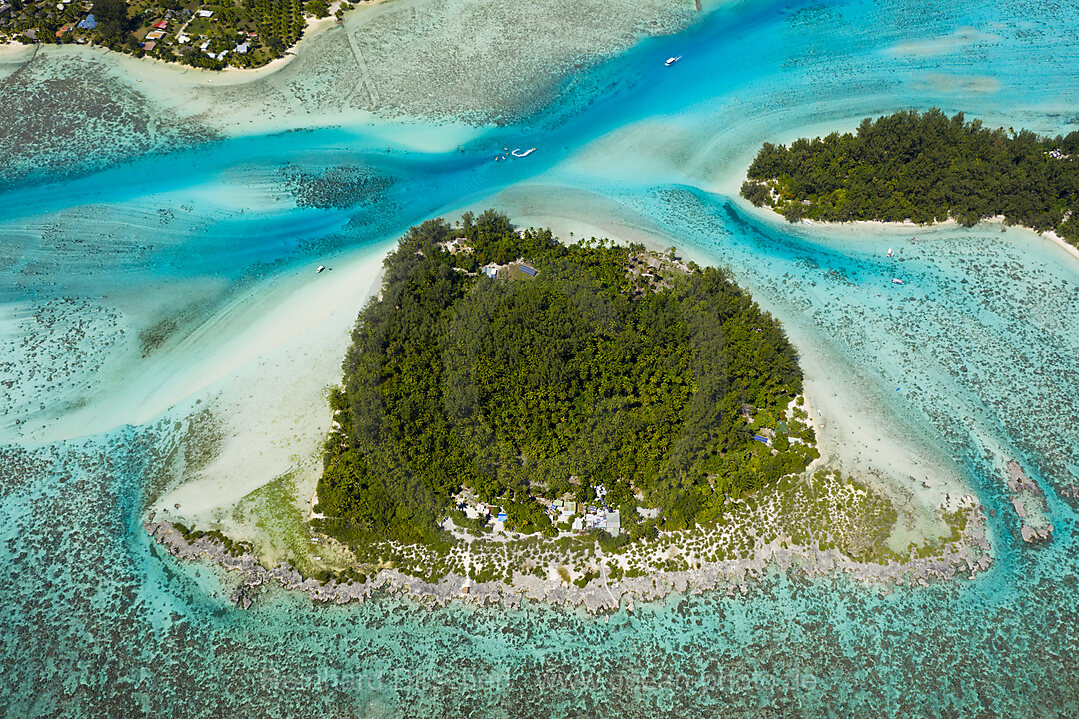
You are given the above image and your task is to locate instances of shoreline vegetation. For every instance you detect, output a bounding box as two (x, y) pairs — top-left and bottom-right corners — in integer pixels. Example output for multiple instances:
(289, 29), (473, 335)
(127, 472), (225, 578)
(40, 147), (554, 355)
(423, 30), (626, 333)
(146, 212), (995, 611)
(0, 0), (366, 70)
(146, 477), (991, 612)
(740, 109), (1079, 249)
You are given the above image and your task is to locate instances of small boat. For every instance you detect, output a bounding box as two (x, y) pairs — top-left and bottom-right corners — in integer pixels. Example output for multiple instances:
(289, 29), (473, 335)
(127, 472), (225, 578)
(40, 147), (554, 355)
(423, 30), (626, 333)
(886, 247), (893, 257)
(891, 278), (903, 285)
(665, 56), (682, 67)
(317, 265), (325, 273)
(511, 147), (536, 158)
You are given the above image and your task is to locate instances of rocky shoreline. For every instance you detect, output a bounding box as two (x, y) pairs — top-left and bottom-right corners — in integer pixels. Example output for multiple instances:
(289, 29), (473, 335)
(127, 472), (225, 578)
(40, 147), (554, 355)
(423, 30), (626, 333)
(146, 507), (993, 614)
(1005, 460), (1055, 544)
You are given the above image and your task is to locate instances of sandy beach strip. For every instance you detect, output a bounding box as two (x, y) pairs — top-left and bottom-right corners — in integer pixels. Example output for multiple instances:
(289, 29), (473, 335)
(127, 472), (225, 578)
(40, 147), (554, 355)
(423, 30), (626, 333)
(748, 204), (1079, 267)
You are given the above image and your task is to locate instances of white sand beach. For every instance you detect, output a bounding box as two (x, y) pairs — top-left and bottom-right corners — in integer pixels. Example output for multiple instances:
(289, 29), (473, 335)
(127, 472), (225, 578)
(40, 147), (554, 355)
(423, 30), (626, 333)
(143, 239), (390, 520)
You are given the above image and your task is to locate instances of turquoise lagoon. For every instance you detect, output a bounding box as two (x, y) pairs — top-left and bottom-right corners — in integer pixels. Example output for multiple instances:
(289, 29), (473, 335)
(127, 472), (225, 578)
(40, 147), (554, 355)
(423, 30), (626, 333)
(2, 0), (1079, 715)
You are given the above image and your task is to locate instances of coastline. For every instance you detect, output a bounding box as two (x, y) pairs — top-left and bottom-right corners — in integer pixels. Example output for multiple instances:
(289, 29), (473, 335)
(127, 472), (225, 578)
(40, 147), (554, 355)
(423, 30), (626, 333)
(843, 214), (1079, 264)
(1042, 227), (1079, 263)
(146, 504), (992, 613)
(746, 205), (1079, 265)
(0, 43), (35, 60)
(0, 15), (323, 85)
(0, 0), (381, 80)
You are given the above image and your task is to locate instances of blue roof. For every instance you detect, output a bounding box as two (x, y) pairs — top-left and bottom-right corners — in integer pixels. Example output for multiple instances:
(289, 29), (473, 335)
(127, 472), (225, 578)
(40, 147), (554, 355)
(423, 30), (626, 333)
(77, 14), (96, 29)
(520, 265), (538, 276)
(753, 434), (770, 444)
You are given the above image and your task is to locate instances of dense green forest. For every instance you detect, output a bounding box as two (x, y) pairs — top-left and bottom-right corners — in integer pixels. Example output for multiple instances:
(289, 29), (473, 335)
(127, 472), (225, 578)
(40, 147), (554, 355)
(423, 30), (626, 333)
(740, 109), (1079, 245)
(315, 211), (816, 546)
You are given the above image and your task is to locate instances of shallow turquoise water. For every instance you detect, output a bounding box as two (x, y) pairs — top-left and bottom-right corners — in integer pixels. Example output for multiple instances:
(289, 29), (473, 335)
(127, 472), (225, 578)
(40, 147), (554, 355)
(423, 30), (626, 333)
(2, 0), (1079, 715)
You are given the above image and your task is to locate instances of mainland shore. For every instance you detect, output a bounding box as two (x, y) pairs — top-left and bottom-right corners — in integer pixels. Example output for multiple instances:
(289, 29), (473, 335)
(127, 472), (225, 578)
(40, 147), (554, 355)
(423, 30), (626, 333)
(0, 0), (376, 78)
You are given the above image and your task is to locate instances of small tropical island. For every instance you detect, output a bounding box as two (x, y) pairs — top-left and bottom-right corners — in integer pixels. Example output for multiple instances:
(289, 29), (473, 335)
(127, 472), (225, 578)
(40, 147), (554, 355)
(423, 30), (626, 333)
(316, 209), (815, 546)
(740, 108), (1079, 247)
(146, 211), (992, 611)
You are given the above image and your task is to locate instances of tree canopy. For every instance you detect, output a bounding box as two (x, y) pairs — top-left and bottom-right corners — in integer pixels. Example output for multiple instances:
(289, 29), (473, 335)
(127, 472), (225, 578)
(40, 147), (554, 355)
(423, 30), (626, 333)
(741, 108), (1079, 245)
(315, 211), (815, 545)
